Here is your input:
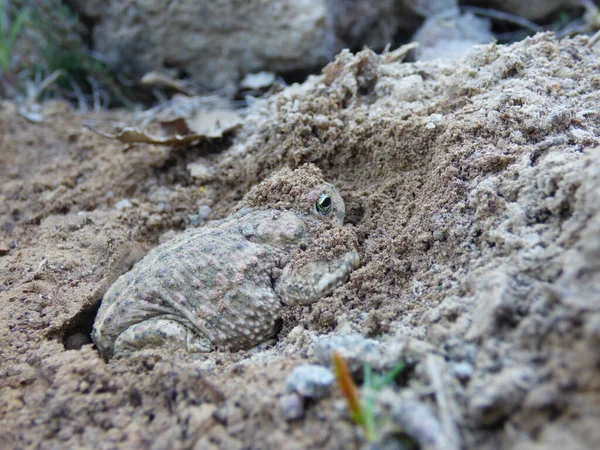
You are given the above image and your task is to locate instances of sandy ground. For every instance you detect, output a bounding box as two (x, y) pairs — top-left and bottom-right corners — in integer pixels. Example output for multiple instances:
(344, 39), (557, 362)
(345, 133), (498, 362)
(1, 33), (600, 449)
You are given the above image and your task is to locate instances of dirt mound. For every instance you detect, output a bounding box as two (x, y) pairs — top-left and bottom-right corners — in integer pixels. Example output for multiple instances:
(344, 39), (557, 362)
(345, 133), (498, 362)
(1, 33), (599, 449)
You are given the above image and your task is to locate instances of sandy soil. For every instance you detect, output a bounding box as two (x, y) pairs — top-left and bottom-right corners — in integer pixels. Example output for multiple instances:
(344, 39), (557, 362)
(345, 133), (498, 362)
(1, 33), (600, 449)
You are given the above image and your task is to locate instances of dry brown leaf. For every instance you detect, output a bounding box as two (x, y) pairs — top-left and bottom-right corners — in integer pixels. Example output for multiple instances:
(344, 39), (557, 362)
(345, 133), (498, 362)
(140, 71), (195, 96)
(82, 123), (207, 145)
(83, 94), (242, 145)
(183, 108), (242, 138)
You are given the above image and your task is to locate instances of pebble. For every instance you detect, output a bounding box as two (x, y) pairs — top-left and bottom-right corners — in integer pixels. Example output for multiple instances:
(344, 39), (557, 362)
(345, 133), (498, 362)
(391, 396), (444, 449)
(279, 393), (304, 421)
(189, 205), (213, 226)
(452, 362), (473, 381)
(65, 332), (91, 350)
(115, 199), (133, 211)
(314, 334), (385, 373)
(187, 161), (214, 182)
(198, 205), (212, 220)
(285, 364), (334, 399)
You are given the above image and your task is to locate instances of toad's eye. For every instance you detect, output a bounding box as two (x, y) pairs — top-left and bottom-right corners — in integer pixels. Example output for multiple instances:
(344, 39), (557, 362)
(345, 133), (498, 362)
(316, 193), (332, 215)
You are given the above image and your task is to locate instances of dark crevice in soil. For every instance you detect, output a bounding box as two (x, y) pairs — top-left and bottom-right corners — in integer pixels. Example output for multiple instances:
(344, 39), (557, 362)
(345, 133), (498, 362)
(58, 302), (101, 351)
(278, 65), (327, 86)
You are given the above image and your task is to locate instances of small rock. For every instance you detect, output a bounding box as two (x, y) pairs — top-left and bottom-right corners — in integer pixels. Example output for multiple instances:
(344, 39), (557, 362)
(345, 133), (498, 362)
(285, 364), (334, 398)
(146, 214), (163, 228)
(414, 11), (493, 62)
(65, 332), (91, 350)
(115, 199), (133, 211)
(313, 114), (333, 130)
(198, 205), (212, 220)
(187, 161), (213, 181)
(452, 362), (473, 381)
(393, 75), (425, 102)
(279, 393), (304, 421)
(314, 333), (385, 373)
(148, 186), (176, 204)
(188, 213), (207, 227)
(391, 395), (445, 450)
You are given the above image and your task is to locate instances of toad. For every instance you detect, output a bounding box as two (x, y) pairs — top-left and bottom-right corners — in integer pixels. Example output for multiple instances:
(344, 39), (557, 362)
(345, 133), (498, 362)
(92, 165), (359, 358)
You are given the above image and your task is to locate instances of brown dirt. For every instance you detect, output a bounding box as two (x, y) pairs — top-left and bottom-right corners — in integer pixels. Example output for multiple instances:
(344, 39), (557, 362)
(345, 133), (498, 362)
(1, 33), (600, 449)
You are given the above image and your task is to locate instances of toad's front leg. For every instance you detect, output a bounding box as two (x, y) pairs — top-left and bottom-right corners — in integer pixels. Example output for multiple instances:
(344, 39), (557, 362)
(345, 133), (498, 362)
(275, 249), (359, 306)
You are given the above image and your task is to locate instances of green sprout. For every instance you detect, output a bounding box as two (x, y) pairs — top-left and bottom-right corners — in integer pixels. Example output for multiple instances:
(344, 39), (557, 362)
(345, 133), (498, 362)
(332, 351), (406, 442)
(0, 0), (136, 105)
(0, 0), (29, 73)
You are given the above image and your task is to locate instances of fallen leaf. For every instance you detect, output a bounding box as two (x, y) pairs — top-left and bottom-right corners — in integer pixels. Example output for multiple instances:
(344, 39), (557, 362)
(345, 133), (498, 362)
(82, 124), (207, 146)
(240, 72), (276, 90)
(84, 95), (242, 145)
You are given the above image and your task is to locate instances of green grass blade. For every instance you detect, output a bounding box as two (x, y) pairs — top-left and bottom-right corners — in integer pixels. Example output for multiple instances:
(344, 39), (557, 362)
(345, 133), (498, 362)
(375, 361), (406, 389)
(0, 3), (29, 72)
(0, 0), (7, 71)
(362, 390), (378, 442)
(0, 0), (7, 37)
(363, 364), (373, 388)
(6, 6), (29, 56)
